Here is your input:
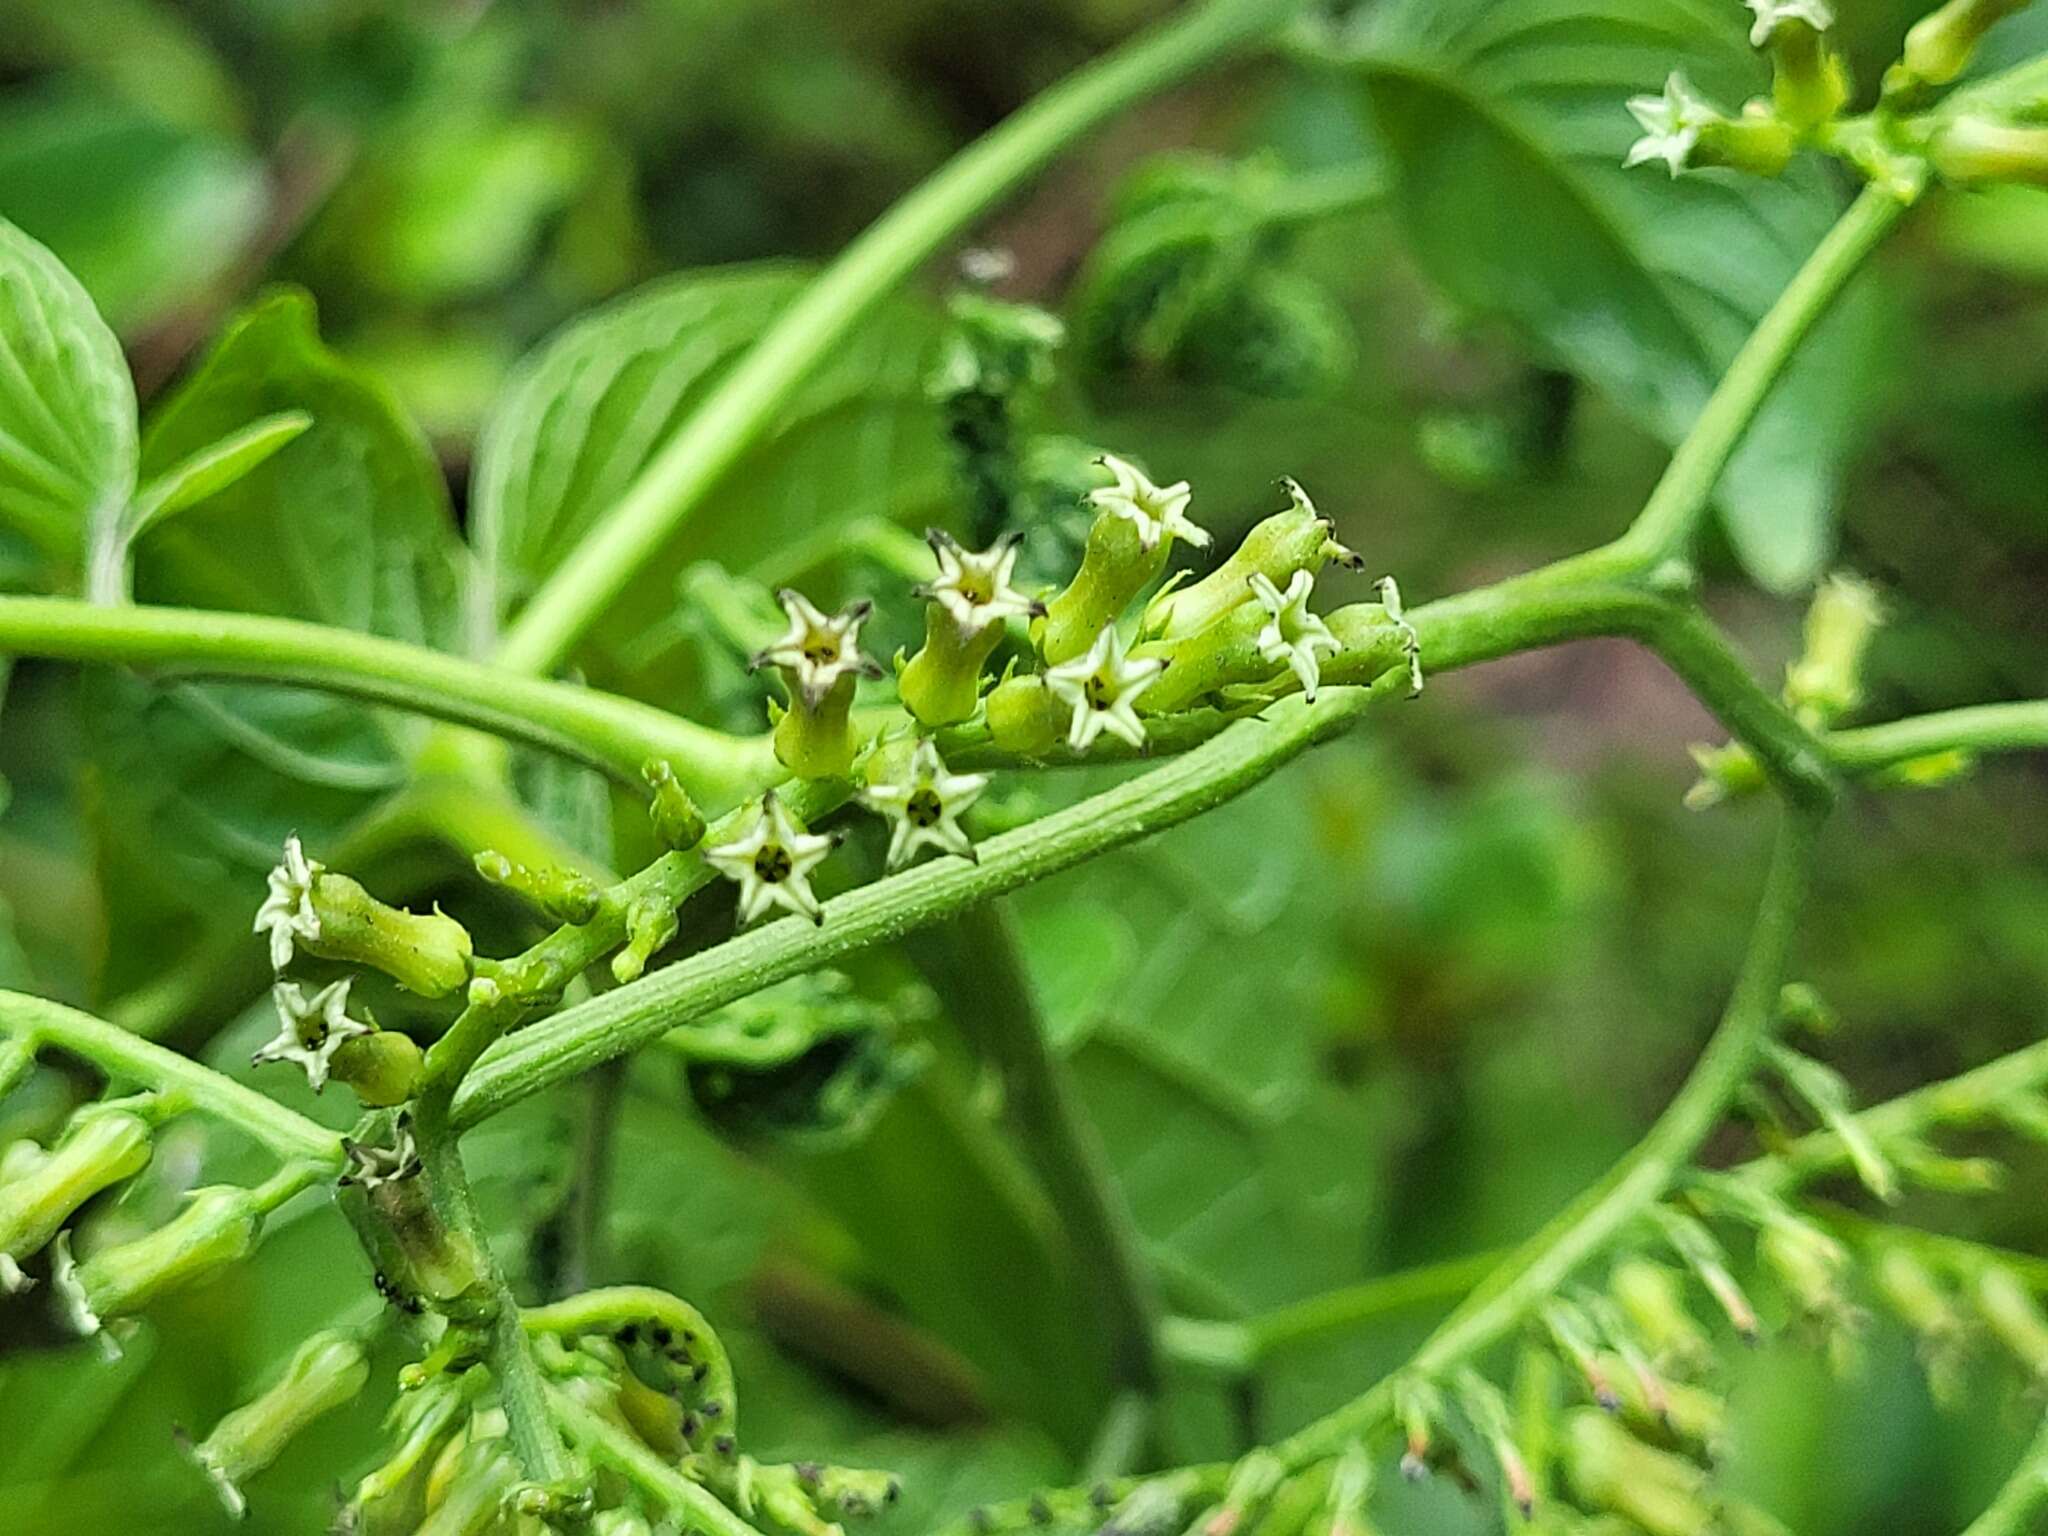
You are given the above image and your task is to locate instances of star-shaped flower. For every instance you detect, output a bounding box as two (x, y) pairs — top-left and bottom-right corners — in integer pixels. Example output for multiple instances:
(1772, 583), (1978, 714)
(918, 530), (1043, 636)
(1624, 73), (1721, 177)
(1746, 0), (1831, 46)
(1249, 570), (1341, 702)
(751, 591), (884, 706)
(1088, 454), (1209, 552)
(1044, 625), (1167, 754)
(253, 833), (321, 971)
(702, 791), (837, 926)
(252, 978), (372, 1093)
(861, 739), (989, 871)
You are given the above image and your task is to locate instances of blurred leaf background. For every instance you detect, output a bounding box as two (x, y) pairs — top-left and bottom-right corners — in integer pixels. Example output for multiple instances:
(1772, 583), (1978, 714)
(0, 0), (2045, 1532)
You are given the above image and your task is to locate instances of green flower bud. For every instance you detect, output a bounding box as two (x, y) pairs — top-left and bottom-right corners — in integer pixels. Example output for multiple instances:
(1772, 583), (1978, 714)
(184, 1329), (370, 1518)
(643, 759), (709, 851)
(1036, 507), (1171, 666)
(1874, 1247), (1964, 1345)
(331, 1030), (427, 1108)
(1785, 573), (1883, 727)
(1610, 1259), (1712, 1371)
(475, 850), (600, 925)
(1756, 1213), (1849, 1320)
(52, 1185), (262, 1338)
(1452, 1370), (1532, 1520)
(0, 1103), (153, 1292)
(1101, 1479), (1184, 1536)
(1931, 118), (2048, 188)
(305, 870), (473, 997)
(349, 1377), (475, 1534)
(1561, 1407), (1713, 1536)
(1144, 479), (1360, 642)
(1886, 0), (2032, 104)
(1683, 740), (1766, 810)
(985, 674), (1060, 756)
(415, 1436), (521, 1536)
(613, 891), (681, 984)
(1392, 1374), (1445, 1479)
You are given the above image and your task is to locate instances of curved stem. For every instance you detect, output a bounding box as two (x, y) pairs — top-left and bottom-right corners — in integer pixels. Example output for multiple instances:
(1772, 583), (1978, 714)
(491, 0), (1309, 676)
(0, 596), (775, 806)
(1828, 701), (2048, 774)
(522, 1285), (737, 1432)
(0, 990), (344, 1168)
(547, 1386), (759, 1536)
(1612, 182), (1909, 565)
(1960, 1416), (2048, 1536)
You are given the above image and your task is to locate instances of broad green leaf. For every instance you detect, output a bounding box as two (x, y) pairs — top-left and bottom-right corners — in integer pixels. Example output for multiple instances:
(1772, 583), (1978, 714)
(0, 215), (137, 579)
(0, 89), (263, 333)
(1336, 0), (1893, 590)
(128, 410), (311, 538)
(470, 264), (953, 704)
(81, 292), (463, 1001)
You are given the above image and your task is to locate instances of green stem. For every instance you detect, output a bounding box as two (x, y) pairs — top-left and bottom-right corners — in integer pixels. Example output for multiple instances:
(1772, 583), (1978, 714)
(910, 902), (1166, 1401)
(1270, 803), (1821, 1465)
(523, 1284), (737, 1430)
(0, 595), (775, 805)
(547, 1385), (760, 1536)
(1959, 1416), (2048, 1536)
(1612, 183), (1909, 564)
(0, 990), (343, 1168)
(1828, 701), (2048, 774)
(490, 0), (1309, 677)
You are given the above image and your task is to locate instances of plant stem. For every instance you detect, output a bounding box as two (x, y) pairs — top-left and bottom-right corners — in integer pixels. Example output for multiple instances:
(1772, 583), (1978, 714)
(1270, 804), (1822, 1465)
(1959, 1415), (2048, 1536)
(909, 902), (1166, 1402)
(547, 1385), (761, 1536)
(1827, 701), (2048, 774)
(491, 0), (1309, 677)
(1612, 182), (1909, 565)
(0, 595), (775, 805)
(0, 989), (344, 1168)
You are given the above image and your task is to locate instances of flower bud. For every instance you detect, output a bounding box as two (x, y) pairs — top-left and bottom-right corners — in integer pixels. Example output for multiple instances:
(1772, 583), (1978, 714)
(1683, 741), (1766, 811)
(1392, 1375), (1445, 1480)
(985, 674), (1061, 756)
(349, 1377), (473, 1533)
(1784, 574), (1883, 727)
(414, 1436), (521, 1536)
(1037, 507), (1171, 666)
(332, 1030), (426, 1108)
(184, 1329), (370, 1518)
(1144, 480), (1360, 643)
(1101, 1480), (1184, 1536)
(1886, 0), (2032, 104)
(612, 892), (681, 984)
(0, 1103), (153, 1292)
(301, 869), (474, 998)
(1655, 1209), (1760, 1343)
(1931, 118), (2048, 189)
(644, 759), (709, 851)
(1541, 1300), (1621, 1412)
(1561, 1408), (1712, 1536)
(475, 850), (600, 925)
(1452, 1370), (1532, 1519)
(1203, 1450), (1284, 1536)
(1609, 1261), (1712, 1372)
(1756, 1214), (1849, 1320)
(53, 1185), (262, 1337)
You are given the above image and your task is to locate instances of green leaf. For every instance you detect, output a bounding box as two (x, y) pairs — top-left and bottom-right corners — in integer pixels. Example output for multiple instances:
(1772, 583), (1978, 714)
(81, 292), (463, 1002)
(0, 89), (264, 333)
(127, 410), (312, 538)
(1336, 0), (1892, 590)
(0, 215), (137, 579)
(470, 264), (952, 703)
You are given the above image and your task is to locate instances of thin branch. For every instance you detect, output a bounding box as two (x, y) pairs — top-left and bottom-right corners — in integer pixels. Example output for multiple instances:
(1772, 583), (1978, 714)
(1959, 1416), (2048, 1536)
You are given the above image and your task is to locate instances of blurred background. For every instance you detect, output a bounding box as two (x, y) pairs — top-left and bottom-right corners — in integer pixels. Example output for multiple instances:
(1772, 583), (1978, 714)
(0, 0), (2045, 1532)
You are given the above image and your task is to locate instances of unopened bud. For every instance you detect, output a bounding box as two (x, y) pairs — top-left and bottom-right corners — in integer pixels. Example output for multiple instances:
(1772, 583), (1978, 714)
(183, 1330), (370, 1517)
(413, 1436), (520, 1536)
(1684, 740), (1766, 810)
(1976, 1266), (2048, 1376)
(1393, 1375), (1444, 1480)
(1785, 573), (1883, 727)
(985, 674), (1061, 756)
(1542, 1300), (1621, 1411)
(613, 892), (681, 985)
(0, 1103), (153, 1291)
(301, 870), (473, 998)
(1756, 1214), (1849, 1320)
(1931, 118), (2048, 189)
(643, 760), (709, 851)
(1102, 1480), (1184, 1536)
(331, 1030), (426, 1108)
(54, 1185), (262, 1337)
(1561, 1408), (1713, 1536)
(1453, 1370), (1533, 1520)
(1611, 1260), (1713, 1369)
(1145, 480), (1360, 643)
(475, 850), (600, 925)
(1656, 1209), (1761, 1343)
(1886, 0), (2033, 104)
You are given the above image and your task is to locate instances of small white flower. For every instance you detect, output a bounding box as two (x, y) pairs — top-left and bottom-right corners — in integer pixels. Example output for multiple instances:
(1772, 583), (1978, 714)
(1088, 454), (1209, 552)
(253, 833), (321, 971)
(1746, 0), (1831, 47)
(702, 791), (837, 926)
(1624, 73), (1720, 177)
(919, 530), (1043, 636)
(252, 978), (372, 1093)
(1378, 575), (1424, 697)
(862, 740), (989, 871)
(1250, 570), (1341, 702)
(751, 590), (883, 706)
(1044, 626), (1167, 754)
